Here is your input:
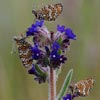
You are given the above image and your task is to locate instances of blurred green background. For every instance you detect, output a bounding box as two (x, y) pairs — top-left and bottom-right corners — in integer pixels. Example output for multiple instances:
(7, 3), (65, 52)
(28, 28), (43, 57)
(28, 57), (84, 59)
(0, 0), (100, 100)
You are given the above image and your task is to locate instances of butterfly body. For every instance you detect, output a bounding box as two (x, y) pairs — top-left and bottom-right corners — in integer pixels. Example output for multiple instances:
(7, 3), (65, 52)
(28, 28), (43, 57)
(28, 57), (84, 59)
(69, 78), (94, 97)
(14, 36), (33, 68)
(32, 3), (63, 21)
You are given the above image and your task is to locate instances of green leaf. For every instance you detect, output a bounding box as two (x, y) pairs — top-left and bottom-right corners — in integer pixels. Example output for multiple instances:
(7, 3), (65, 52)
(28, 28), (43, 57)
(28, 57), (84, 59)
(44, 56), (50, 67)
(56, 69), (73, 100)
(34, 64), (47, 77)
(58, 49), (62, 55)
(57, 37), (63, 45)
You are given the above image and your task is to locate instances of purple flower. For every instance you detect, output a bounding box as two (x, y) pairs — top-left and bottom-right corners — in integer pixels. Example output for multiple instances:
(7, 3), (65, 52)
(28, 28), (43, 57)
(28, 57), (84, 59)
(52, 42), (60, 51)
(50, 50), (61, 68)
(63, 94), (72, 100)
(61, 39), (70, 52)
(63, 93), (79, 100)
(57, 25), (65, 33)
(28, 64), (38, 75)
(50, 50), (60, 61)
(45, 46), (50, 55)
(35, 20), (44, 27)
(65, 28), (76, 40)
(26, 30), (34, 36)
(59, 55), (67, 63)
(26, 24), (38, 36)
(26, 20), (44, 37)
(31, 44), (42, 60)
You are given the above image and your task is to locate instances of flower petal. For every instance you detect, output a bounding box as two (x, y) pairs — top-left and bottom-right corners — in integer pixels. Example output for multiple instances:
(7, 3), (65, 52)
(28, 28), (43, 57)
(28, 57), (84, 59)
(65, 28), (76, 40)
(57, 25), (65, 33)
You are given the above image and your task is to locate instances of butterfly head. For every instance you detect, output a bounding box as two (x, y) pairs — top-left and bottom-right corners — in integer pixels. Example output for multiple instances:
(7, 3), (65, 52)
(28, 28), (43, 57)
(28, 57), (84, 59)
(13, 36), (26, 45)
(32, 9), (44, 20)
(32, 9), (37, 17)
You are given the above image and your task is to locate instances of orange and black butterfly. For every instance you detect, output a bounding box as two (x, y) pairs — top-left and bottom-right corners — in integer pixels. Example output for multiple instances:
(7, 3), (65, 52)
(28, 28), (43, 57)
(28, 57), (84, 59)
(13, 36), (33, 68)
(32, 3), (63, 21)
(69, 78), (95, 97)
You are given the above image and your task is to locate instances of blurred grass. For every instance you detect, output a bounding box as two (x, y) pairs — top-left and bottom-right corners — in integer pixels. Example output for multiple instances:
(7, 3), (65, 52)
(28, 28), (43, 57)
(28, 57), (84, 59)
(0, 0), (100, 100)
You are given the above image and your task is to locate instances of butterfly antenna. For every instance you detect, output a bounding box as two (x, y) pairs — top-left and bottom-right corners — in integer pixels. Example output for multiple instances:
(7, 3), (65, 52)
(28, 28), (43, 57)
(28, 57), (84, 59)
(41, 2), (44, 7)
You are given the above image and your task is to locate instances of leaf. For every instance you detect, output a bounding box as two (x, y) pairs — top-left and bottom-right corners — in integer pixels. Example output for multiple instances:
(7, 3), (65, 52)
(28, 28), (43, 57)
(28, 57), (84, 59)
(57, 37), (63, 45)
(56, 69), (73, 100)
(44, 56), (50, 67)
(58, 49), (62, 55)
(35, 64), (47, 77)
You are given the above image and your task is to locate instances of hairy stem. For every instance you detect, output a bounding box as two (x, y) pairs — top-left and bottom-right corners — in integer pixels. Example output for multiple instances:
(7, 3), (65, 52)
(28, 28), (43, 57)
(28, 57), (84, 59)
(48, 67), (56, 100)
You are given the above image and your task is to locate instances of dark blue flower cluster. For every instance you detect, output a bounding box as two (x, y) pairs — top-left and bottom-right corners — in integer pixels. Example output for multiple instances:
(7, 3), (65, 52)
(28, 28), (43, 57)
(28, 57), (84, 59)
(57, 25), (65, 33)
(63, 94), (72, 100)
(59, 55), (67, 63)
(26, 20), (44, 36)
(52, 42), (60, 50)
(65, 28), (76, 40)
(57, 25), (76, 40)
(50, 50), (60, 61)
(50, 42), (67, 68)
(63, 93), (78, 100)
(31, 44), (42, 60)
(24, 20), (76, 82)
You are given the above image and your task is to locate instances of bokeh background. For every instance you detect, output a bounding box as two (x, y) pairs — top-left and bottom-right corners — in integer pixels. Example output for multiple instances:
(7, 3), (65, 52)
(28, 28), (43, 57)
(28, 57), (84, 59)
(0, 0), (100, 100)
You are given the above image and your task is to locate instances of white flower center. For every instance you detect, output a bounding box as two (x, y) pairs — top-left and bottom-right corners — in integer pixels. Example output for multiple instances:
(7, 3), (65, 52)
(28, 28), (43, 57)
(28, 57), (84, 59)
(53, 55), (56, 58)
(60, 58), (63, 61)
(36, 53), (39, 56)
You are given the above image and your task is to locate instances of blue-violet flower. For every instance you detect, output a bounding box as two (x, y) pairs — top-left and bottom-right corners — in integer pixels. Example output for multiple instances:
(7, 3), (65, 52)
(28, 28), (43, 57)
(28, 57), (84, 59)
(31, 44), (42, 60)
(65, 28), (76, 40)
(35, 20), (44, 27)
(57, 25), (65, 33)
(26, 20), (44, 36)
(59, 55), (67, 63)
(52, 42), (60, 51)
(63, 93), (72, 100)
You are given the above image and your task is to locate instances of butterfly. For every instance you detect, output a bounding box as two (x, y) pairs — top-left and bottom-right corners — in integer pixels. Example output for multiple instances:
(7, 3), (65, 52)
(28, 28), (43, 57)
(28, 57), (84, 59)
(13, 35), (33, 68)
(69, 78), (95, 97)
(32, 3), (63, 21)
